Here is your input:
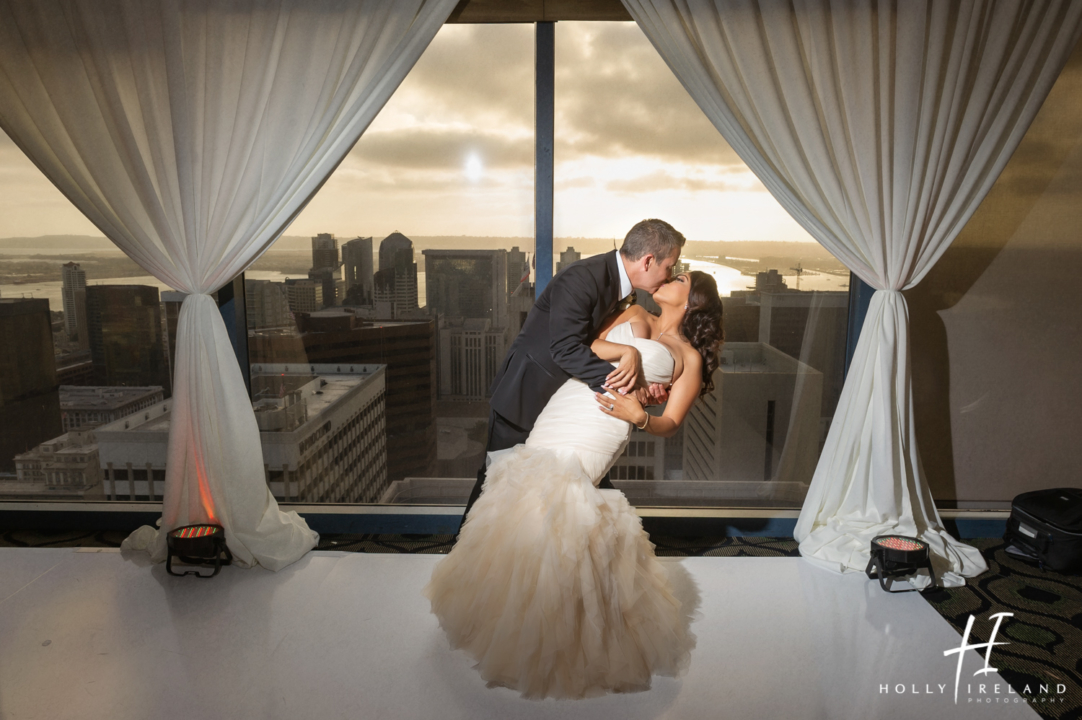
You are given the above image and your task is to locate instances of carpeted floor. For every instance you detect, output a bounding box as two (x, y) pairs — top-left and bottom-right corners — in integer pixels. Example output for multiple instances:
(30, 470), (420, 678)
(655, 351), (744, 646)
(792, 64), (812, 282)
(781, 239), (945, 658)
(3, 530), (1079, 720)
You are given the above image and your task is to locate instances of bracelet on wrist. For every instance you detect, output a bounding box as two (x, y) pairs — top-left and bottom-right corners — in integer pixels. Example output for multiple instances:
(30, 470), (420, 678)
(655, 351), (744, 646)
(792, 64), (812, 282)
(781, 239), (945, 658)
(635, 413), (650, 431)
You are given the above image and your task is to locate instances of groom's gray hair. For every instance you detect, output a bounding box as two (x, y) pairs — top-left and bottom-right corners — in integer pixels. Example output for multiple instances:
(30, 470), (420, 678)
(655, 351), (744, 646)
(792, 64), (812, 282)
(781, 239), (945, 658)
(619, 219), (686, 261)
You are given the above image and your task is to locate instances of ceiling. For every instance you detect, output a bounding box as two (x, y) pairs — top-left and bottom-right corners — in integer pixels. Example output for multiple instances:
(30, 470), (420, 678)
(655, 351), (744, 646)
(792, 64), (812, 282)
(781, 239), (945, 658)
(447, 0), (633, 23)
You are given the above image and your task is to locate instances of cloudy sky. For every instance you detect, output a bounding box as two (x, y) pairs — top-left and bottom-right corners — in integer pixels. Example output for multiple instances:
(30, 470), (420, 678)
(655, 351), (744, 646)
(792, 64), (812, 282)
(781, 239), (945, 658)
(0, 22), (811, 243)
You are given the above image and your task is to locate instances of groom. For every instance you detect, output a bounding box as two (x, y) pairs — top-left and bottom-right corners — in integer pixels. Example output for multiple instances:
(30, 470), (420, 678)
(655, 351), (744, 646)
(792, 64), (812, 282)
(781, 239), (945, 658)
(457, 218), (686, 535)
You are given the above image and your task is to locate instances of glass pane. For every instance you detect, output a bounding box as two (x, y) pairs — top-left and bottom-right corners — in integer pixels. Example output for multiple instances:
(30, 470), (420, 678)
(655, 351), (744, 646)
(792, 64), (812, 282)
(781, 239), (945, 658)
(0, 23), (534, 506)
(246, 23), (535, 504)
(0, 123), (173, 500)
(554, 22), (851, 508)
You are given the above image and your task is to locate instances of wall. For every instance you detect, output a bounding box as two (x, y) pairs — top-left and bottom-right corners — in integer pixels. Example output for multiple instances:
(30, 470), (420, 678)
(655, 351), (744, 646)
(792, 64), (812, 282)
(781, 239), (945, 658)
(906, 43), (1082, 507)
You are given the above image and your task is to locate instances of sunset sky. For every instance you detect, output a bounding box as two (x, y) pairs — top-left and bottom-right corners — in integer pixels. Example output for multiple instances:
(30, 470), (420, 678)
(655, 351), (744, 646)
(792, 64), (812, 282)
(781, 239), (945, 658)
(0, 22), (820, 244)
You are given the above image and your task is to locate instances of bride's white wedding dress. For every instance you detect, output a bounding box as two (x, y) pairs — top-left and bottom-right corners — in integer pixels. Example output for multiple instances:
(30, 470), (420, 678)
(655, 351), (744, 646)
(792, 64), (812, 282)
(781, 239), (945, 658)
(424, 322), (696, 699)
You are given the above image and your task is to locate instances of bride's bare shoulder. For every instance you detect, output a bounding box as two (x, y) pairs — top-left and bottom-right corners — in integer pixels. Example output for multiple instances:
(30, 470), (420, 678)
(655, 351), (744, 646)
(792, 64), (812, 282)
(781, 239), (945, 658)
(599, 304), (654, 338)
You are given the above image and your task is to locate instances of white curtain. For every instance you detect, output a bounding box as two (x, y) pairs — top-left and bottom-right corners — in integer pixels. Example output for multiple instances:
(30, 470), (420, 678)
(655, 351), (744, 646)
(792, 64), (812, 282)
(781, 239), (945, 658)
(0, 0), (456, 570)
(623, 0), (1082, 586)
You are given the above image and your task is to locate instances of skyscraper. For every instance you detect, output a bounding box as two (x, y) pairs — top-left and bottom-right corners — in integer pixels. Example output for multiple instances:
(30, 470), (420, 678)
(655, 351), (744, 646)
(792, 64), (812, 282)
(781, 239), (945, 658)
(507, 246), (529, 294)
(0, 298), (62, 473)
(682, 342), (822, 485)
(311, 233), (339, 271)
(92, 364), (389, 503)
(61, 262), (88, 347)
(85, 285), (170, 393)
(284, 279), (323, 314)
(342, 236), (374, 306)
(438, 317), (507, 400)
(309, 233), (341, 308)
(556, 246), (581, 273)
(422, 249), (508, 327)
(374, 232), (418, 317)
(244, 279), (292, 329)
(249, 311), (436, 482)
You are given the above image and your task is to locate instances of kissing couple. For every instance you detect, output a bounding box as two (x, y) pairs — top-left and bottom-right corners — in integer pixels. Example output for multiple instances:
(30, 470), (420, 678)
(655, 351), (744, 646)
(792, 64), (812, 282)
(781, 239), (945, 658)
(424, 218), (725, 699)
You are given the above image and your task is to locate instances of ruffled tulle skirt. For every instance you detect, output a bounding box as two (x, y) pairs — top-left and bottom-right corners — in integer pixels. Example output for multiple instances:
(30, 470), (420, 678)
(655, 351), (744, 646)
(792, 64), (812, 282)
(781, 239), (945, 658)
(423, 444), (697, 699)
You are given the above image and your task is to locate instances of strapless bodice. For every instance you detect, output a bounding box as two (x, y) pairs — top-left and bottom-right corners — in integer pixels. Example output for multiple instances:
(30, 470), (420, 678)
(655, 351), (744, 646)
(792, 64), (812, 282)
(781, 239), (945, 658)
(604, 321), (675, 386)
(518, 320), (676, 481)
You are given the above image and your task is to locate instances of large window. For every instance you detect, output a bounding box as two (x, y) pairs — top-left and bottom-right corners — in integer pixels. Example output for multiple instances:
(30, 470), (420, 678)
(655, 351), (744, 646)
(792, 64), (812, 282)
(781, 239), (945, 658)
(0, 23), (536, 506)
(4, 16), (1076, 512)
(553, 22), (850, 507)
(0, 126), (173, 501)
(244, 23), (536, 505)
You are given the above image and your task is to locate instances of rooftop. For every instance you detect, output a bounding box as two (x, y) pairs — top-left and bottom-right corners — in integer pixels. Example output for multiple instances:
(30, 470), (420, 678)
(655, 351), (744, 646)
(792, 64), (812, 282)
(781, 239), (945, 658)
(95, 364), (385, 437)
(59, 385), (164, 411)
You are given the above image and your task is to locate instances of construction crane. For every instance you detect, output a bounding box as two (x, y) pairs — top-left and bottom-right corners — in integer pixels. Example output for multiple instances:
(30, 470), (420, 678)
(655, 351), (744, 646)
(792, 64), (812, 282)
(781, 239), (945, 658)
(791, 262), (804, 290)
(790, 262), (819, 290)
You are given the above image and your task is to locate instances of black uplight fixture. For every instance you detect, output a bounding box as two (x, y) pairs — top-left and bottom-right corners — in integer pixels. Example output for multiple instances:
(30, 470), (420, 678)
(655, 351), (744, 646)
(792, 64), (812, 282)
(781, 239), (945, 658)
(166, 524), (233, 578)
(865, 534), (938, 593)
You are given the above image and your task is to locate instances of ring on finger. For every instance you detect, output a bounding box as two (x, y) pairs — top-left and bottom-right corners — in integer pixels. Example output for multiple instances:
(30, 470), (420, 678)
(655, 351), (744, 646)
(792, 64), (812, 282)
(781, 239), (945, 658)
(609, 403), (614, 410)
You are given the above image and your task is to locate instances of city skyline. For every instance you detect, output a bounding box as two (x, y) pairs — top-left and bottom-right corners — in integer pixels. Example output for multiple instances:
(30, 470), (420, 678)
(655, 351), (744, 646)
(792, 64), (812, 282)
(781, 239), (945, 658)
(0, 22), (817, 245)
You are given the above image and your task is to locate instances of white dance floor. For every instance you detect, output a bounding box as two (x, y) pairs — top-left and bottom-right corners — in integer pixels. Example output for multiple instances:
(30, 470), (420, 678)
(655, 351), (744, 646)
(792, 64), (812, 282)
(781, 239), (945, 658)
(1, 547), (1042, 720)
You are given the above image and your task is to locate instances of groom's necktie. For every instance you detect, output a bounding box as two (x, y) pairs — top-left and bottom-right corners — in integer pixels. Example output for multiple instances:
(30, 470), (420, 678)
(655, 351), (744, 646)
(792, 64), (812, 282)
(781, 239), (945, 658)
(615, 291), (637, 312)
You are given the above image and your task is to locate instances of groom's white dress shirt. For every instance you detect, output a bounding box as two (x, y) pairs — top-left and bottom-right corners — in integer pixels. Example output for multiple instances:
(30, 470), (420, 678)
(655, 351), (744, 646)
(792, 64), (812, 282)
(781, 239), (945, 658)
(616, 252), (633, 302)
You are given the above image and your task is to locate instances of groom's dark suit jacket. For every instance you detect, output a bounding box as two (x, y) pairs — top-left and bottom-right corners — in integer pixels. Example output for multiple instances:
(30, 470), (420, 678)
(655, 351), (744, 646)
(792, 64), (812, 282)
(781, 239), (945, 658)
(489, 250), (625, 432)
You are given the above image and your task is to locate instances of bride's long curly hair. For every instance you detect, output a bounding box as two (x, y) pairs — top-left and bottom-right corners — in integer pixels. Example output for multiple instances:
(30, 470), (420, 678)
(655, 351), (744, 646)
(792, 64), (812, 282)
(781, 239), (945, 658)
(680, 271), (725, 398)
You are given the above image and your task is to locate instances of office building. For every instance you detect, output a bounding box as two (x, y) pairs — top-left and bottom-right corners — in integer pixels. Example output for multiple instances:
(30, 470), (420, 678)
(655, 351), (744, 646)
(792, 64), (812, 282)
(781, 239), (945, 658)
(10, 429), (102, 500)
(56, 351), (95, 387)
(160, 291), (185, 386)
(758, 290), (848, 418)
(683, 342), (822, 488)
(94, 364), (388, 503)
(423, 249), (508, 327)
(308, 233), (342, 308)
(249, 310), (436, 482)
(85, 285), (170, 393)
(438, 317), (507, 401)
(59, 385), (164, 432)
(556, 246), (581, 273)
(755, 269), (790, 294)
(507, 283), (534, 338)
(307, 266), (339, 308)
(0, 299), (63, 473)
(374, 232), (419, 317)
(507, 246), (529, 293)
(311, 233), (339, 271)
(342, 236), (374, 306)
(285, 278), (323, 314)
(244, 279), (292, 329)
(61, 262), (88, 346)
(609, 427), (666, 481)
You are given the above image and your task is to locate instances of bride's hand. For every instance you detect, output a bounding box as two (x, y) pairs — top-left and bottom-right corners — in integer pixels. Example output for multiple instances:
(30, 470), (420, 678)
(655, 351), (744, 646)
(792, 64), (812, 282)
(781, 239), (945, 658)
(595, 388), (649, 427)
(605, 346), (642, 393)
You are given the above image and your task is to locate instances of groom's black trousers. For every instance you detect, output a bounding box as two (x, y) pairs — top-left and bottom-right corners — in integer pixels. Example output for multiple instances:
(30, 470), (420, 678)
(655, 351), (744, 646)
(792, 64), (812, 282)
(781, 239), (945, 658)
(455, 409), (615, 537)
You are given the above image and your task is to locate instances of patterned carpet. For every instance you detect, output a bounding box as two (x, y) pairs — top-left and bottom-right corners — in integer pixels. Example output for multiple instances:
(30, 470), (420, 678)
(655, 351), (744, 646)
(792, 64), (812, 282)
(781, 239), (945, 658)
(920, 538), (1082, 720)
(3, 530), (1079, 719)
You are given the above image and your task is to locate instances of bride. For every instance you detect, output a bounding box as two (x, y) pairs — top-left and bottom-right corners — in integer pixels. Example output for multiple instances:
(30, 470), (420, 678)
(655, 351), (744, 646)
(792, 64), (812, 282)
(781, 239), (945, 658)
(424, 270), (725, 700)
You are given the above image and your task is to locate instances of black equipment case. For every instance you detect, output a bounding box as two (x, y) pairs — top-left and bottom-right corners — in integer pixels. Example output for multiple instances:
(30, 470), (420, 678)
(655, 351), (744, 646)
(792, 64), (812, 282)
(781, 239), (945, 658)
(1003, 488), (1082, 571)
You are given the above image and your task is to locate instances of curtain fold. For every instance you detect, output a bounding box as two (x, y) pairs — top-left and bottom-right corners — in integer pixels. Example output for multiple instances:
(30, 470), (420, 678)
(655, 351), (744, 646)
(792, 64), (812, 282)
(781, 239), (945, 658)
(0, 0), (457, 570)
(623, 0), (1082, 586)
